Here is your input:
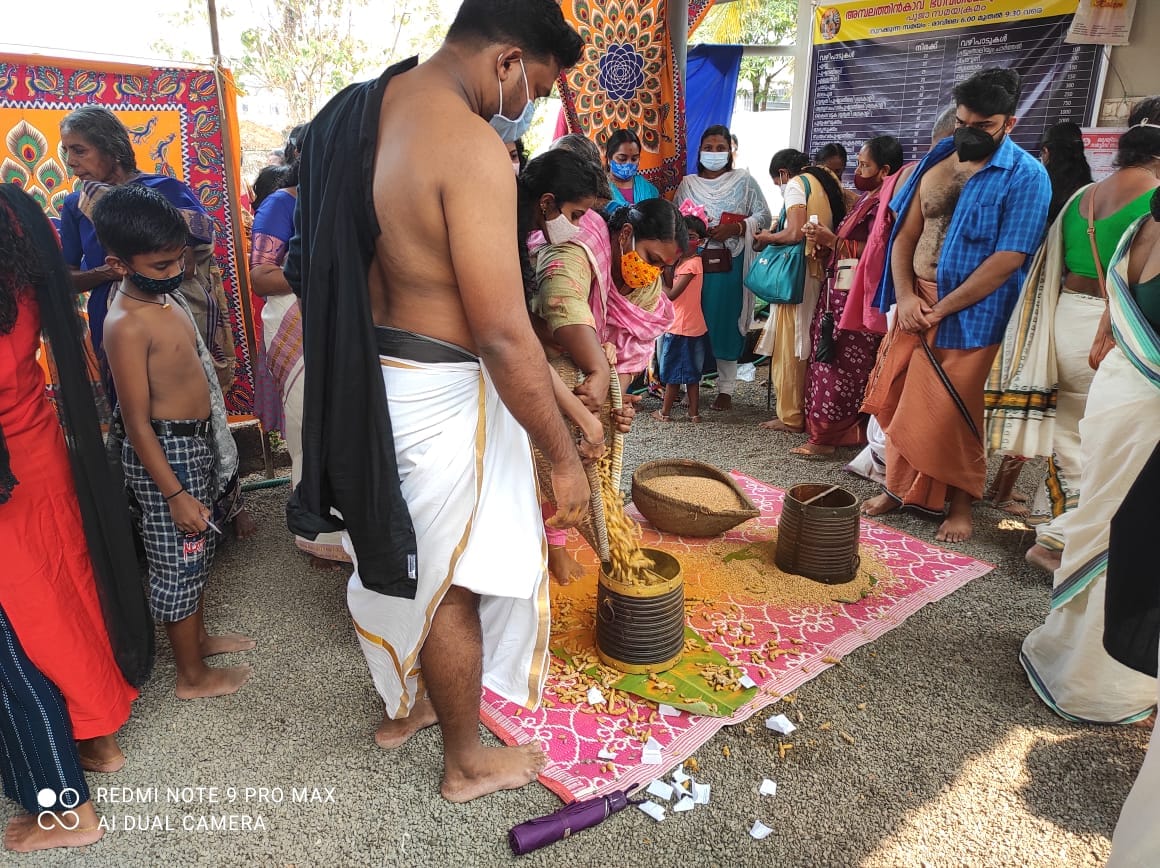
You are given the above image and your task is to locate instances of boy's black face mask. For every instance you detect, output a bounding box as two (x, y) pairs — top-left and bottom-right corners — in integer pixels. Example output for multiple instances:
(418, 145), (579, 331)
(954, 125), (1005, 162)
(129, 268), (184, 295)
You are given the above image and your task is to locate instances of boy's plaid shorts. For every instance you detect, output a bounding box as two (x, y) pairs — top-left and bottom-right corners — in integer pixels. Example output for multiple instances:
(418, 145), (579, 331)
(122, 429), (217, 622)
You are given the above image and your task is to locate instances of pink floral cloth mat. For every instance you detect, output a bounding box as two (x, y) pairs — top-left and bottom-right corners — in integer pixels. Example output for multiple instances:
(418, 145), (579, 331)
(480, 472), (993, 802)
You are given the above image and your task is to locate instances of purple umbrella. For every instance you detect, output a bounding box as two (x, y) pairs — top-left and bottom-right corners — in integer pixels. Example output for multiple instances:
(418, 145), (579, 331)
(509, 788), (639, 855)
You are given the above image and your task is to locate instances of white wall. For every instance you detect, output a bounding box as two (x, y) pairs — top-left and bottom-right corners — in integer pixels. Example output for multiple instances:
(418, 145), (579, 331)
(1102, 1), (1160, 104)
(729, 108), (792, 215)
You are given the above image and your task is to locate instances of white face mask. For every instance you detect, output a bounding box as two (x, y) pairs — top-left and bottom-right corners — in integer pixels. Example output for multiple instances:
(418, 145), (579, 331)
(489, 58), (536, 142)
(545, 212), (581, 245)
(700, 151), (729, 172)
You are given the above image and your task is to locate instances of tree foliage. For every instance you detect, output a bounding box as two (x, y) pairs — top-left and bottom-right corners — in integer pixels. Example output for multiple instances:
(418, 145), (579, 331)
(696, 0), (795, 47)
(695, 0), (796, 110)
(237, 0), (369, 125)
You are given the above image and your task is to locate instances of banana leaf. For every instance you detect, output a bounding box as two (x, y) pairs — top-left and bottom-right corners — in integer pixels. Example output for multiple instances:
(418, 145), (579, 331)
(612, 628), (756, 717)
(550, 629), (756, 718)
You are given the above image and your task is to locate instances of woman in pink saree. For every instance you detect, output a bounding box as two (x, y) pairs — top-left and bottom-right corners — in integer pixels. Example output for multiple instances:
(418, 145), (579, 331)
(794, 136), (904, 457)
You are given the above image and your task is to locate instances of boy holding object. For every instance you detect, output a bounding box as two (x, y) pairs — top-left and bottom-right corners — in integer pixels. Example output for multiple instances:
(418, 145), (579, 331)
(95, 185), (253, 700)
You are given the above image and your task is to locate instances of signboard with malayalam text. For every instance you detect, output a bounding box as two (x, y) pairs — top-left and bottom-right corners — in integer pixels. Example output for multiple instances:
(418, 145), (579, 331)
(806, 1), (1102, 168)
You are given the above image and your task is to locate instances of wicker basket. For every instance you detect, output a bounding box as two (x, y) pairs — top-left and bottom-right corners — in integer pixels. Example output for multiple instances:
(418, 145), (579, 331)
(533, 357), (622, 562)
(631, 459), (760, 537)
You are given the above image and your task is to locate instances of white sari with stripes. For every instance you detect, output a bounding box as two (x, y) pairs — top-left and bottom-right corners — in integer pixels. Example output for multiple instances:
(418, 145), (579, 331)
(1020, 217), (1160, 724)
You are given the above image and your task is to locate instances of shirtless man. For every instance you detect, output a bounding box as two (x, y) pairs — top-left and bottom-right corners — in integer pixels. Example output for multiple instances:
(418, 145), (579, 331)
(287, 0), (589, 802)
(96, 185), (254, 700)
(860, 68), (1049, 542)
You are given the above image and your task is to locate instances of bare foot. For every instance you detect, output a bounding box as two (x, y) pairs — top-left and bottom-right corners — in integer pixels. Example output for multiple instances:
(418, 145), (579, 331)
(4, 803), (103, 852)
(689, 414), (702, 423)
(175, 665), (252, 700)
(710, 394), (732, 411)
(77, 735), (124, 773)
(200, 632), (257, 657)
(547, 545), (586, 586)
(230, 508), (258, 541)
(648, 410), (672, 423)
(441, 743), (547, 803)
(1025, 544), (1062, 573)
(861, 493), (897, 516)
(997, 500), (1032, 518)
(759, 418), (804, 433)
(375, 698), (439, 749)
(790, 443), (836, 459)
(936, 497), (974, 543)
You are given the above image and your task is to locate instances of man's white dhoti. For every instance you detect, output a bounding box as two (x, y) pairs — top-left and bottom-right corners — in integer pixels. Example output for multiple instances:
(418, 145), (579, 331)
(347, 356), (550, 718)
(1020, 346), (1159, 724)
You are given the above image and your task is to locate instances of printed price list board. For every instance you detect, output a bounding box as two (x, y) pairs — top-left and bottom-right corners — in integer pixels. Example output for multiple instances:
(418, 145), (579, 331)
(805, 1), (1101, 165)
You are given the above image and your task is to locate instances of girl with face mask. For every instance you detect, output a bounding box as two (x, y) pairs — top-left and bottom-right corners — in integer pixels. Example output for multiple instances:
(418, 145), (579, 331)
(673, 124), (772, 411)
(790, 136), (903, 458)
(603, 129), (660, 214)
(604, 199), (685, 389)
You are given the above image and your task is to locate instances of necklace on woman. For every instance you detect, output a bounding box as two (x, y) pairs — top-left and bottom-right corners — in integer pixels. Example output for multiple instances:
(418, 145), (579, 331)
(117, 287), (171, 309)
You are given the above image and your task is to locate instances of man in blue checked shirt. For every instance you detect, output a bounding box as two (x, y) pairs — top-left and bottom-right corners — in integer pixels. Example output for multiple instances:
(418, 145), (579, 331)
(861, 68), (1049, 544)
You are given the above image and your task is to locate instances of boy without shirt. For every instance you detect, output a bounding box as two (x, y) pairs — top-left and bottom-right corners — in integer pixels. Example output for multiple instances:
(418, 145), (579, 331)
(95, 185), (253, 700)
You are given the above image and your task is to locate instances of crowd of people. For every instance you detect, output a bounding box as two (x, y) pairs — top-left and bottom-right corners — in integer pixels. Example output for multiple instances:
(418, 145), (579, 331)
(0, 0), (1157, 860)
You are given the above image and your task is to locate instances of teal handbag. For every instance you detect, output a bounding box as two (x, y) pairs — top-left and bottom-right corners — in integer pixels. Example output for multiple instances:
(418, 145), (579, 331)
(744, 176), (811, 305)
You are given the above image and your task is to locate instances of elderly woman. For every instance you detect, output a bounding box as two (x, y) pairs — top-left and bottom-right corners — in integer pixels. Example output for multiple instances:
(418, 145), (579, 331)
(58, 107), (235, 393)
(674, 124), (771, 411)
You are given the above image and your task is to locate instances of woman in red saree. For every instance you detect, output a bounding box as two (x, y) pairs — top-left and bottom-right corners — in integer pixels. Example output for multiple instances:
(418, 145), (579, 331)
(0, 184), (152, 778)
(794, 136), (905, 457)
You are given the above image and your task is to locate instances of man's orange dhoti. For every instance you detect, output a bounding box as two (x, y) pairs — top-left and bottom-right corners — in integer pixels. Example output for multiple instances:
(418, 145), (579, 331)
(860, 278), (999, 512)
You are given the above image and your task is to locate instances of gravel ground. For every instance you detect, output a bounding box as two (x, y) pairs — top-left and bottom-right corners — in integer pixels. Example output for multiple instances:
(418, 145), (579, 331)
(5, 376), (1149, 867)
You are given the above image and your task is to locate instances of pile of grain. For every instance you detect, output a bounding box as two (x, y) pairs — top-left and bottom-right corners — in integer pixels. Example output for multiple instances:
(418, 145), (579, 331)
(639, 474), (742, 512)
(678, 532), (896, 607)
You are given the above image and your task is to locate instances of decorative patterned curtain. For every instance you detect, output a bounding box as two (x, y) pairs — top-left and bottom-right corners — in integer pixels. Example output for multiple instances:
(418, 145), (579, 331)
(0, 55), (253, 417)
(558, 0), (691, 194)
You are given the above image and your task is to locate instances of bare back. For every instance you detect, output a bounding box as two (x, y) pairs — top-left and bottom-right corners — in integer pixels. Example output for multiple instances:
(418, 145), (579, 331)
(914, 155), (984, 281)
(1082, 169), (1160, 221)
(1128, 218), (1160, 286)
(369, 67), (523, 354)
(104, 286), (211, 421)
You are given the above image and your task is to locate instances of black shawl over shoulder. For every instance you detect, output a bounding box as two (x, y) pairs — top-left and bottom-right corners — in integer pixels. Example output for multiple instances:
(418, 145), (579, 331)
(1103, 441), (1160, 678)
(0, 184), (154, 686)
(283, 58), (420, 599)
